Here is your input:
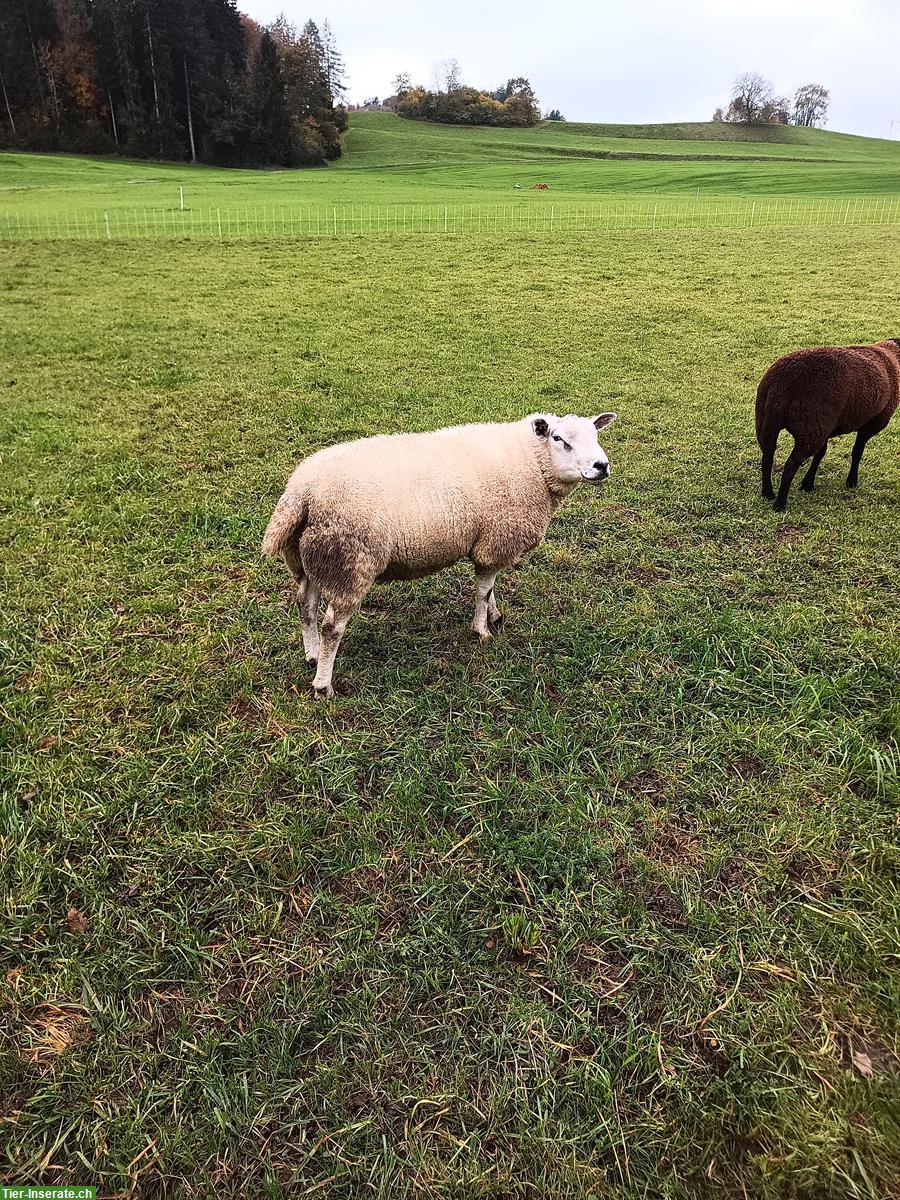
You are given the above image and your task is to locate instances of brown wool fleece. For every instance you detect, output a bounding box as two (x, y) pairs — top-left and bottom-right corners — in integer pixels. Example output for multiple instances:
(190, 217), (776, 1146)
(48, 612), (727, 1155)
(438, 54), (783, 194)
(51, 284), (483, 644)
(756, 339), (900, 510)
(756, 340), (900, 455)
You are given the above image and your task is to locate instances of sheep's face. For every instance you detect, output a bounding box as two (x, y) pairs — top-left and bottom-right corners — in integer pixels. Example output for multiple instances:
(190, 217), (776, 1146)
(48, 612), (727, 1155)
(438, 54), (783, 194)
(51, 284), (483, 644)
(532, 413), (617, 485)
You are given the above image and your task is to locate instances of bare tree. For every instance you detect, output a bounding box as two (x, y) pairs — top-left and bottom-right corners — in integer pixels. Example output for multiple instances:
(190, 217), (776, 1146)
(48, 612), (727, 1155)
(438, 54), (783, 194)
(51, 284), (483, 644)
(0, 64), (16, 136)
(391, 71), (413, 96)
(437, 57), (461, 93)
(793, 83), (829, 127)
(182, 57), (197, 161)
(729, 72), (774, 123)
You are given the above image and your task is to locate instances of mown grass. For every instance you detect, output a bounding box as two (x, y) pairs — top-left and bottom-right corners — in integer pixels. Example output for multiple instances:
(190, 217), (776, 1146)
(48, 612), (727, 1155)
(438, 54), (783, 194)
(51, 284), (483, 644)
(1, 224), (899, 1199)
(2, 112), (899, 223)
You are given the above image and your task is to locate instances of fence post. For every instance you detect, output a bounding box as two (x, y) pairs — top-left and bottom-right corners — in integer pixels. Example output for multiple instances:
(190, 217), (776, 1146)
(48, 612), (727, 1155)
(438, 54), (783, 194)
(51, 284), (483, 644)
(333, 206), (337, 236)
(180, 186), (184, 211)
(750, 201), (755, 227)
(104, 211), (111, 240)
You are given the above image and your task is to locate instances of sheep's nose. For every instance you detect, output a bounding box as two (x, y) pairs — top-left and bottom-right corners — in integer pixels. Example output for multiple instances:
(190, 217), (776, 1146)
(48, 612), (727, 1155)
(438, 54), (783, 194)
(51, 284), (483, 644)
(593, 462), (609, 477)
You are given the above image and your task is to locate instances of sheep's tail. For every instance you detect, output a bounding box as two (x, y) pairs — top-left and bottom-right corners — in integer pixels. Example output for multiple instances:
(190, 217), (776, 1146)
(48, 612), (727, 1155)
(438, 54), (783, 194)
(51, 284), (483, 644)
(261, 491), (308, 557)
(754, 374), (781, 451)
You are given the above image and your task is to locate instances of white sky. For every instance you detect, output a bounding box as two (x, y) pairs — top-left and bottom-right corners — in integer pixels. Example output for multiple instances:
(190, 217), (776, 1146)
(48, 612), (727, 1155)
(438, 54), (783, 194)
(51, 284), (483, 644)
(243, 0), (900, 139)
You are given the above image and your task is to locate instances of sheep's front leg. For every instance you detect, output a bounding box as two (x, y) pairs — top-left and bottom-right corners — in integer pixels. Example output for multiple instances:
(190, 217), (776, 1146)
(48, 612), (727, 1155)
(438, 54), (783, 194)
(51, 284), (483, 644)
(471, 569), (500, 642)
(847, 415), (888, 488)
(311, 600), (359, 699)
(298, 577), (320, 667)
(801, 442), (828, 492)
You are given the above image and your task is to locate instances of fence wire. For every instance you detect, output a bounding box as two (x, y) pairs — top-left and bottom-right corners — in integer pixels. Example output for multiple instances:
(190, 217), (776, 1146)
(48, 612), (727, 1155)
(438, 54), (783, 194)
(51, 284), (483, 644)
(2, 197), (899, 241)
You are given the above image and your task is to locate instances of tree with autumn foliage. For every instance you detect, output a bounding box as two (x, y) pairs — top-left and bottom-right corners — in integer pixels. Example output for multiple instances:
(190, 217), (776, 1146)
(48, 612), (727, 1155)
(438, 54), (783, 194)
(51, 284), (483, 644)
(396, 69), (540, 128)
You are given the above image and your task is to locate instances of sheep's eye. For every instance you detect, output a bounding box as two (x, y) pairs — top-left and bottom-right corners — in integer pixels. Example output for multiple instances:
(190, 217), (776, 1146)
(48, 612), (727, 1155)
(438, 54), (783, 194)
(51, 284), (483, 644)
(552, 435), (571, 451)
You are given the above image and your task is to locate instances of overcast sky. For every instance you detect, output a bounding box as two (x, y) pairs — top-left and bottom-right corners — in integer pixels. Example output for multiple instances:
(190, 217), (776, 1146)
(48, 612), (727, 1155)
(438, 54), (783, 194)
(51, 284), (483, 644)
(244, 0), (900, 139)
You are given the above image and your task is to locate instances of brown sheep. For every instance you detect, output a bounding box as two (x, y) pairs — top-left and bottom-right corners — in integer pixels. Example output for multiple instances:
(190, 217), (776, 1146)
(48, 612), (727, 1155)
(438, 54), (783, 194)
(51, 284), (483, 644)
(756, 340), (900, 512)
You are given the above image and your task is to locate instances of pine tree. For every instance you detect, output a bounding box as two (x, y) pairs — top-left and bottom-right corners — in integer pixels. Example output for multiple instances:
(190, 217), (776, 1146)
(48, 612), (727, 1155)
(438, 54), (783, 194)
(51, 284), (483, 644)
(302, 19), (324, 67)
(0, 0), (57, 149)
(92, 0), (141, 151)
(245, 28), (293, 164)
(320, 19), (346, 101)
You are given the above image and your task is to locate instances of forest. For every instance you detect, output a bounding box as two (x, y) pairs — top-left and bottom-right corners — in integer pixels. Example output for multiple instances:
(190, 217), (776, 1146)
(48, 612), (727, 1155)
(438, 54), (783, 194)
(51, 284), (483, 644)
(0, 1), (348, 166)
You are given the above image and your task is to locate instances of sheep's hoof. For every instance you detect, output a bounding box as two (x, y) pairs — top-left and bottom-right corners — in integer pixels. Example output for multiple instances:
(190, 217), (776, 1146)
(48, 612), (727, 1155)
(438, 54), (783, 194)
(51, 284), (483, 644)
(773, 501), (787, 513)
(800, 480), (815, 493)
(312, 683), (334, 700)
(472, 626), (492, 643)
(761, 487), (775, 501)
(846, 477), (858, 489)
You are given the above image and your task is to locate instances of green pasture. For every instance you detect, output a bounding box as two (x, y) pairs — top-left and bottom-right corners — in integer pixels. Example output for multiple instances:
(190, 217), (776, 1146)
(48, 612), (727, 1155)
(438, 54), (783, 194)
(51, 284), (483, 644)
(1, 112), (898, 223)
(2, 218), (899, 1197)
(1, 111), (899, 1198)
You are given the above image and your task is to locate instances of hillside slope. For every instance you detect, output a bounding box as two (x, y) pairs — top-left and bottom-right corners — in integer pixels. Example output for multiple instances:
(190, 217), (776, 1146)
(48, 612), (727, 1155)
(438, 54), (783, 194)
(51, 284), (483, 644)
(1, 113), (897, 215)
(339, 112), (900, 169)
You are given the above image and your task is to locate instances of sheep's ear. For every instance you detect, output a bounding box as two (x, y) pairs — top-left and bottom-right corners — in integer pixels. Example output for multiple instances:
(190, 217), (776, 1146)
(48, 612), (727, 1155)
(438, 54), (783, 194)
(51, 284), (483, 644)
(532, 417), (550, 438)
(592, 412), (617, 430)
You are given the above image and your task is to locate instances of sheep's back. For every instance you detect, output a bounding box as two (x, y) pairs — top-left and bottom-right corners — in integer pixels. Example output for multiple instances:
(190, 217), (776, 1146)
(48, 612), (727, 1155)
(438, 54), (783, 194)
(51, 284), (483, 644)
(758, 343), (900, 439)
(296, 422), (538, 578)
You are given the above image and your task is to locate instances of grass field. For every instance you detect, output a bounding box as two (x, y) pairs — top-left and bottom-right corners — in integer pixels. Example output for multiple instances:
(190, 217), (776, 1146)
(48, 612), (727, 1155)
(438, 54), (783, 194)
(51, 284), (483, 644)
(1, 112), (899, 222)
(1, 116), (900, 1199)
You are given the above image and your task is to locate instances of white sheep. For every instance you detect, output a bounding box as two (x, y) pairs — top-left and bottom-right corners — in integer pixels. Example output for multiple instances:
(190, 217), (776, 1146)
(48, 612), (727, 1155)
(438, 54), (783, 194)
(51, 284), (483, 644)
(262, 411), (618, 698)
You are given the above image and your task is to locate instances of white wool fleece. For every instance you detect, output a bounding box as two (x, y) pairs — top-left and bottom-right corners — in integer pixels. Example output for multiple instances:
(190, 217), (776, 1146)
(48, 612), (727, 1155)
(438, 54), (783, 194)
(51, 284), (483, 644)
(261, 410), (616, 697)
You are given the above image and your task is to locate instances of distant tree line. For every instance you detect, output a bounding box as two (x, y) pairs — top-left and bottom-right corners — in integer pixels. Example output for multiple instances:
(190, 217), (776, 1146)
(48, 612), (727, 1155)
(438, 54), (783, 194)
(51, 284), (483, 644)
(391, 62), (541, 128)
(0, 1), (348, 166)
(713, 73), (829, 127)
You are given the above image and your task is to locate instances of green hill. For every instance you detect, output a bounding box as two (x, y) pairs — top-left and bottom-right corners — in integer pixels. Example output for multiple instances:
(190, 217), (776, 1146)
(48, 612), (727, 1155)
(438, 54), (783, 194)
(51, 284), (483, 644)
(340, 112), (900, 168)
(1, 111), (897, 218)
(332, 112), (899, 202)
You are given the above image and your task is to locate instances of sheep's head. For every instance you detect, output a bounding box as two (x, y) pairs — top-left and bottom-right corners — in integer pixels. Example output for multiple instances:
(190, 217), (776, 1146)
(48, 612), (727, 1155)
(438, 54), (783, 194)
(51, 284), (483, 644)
(531, 412), (617, 485)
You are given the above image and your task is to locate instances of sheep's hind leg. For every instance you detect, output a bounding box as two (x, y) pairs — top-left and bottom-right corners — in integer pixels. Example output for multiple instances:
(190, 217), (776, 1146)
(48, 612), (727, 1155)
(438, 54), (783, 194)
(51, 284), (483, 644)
(283, 543), (320, 668)
(487, 584), (503, 630)
(773, 445), (807, 513)
(311, 599), (360, 699)
(472, 569), (500, 642)
(298, 578), (321, 668)
(760, 433), (778, 501)
(801, 442), (828, 492)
